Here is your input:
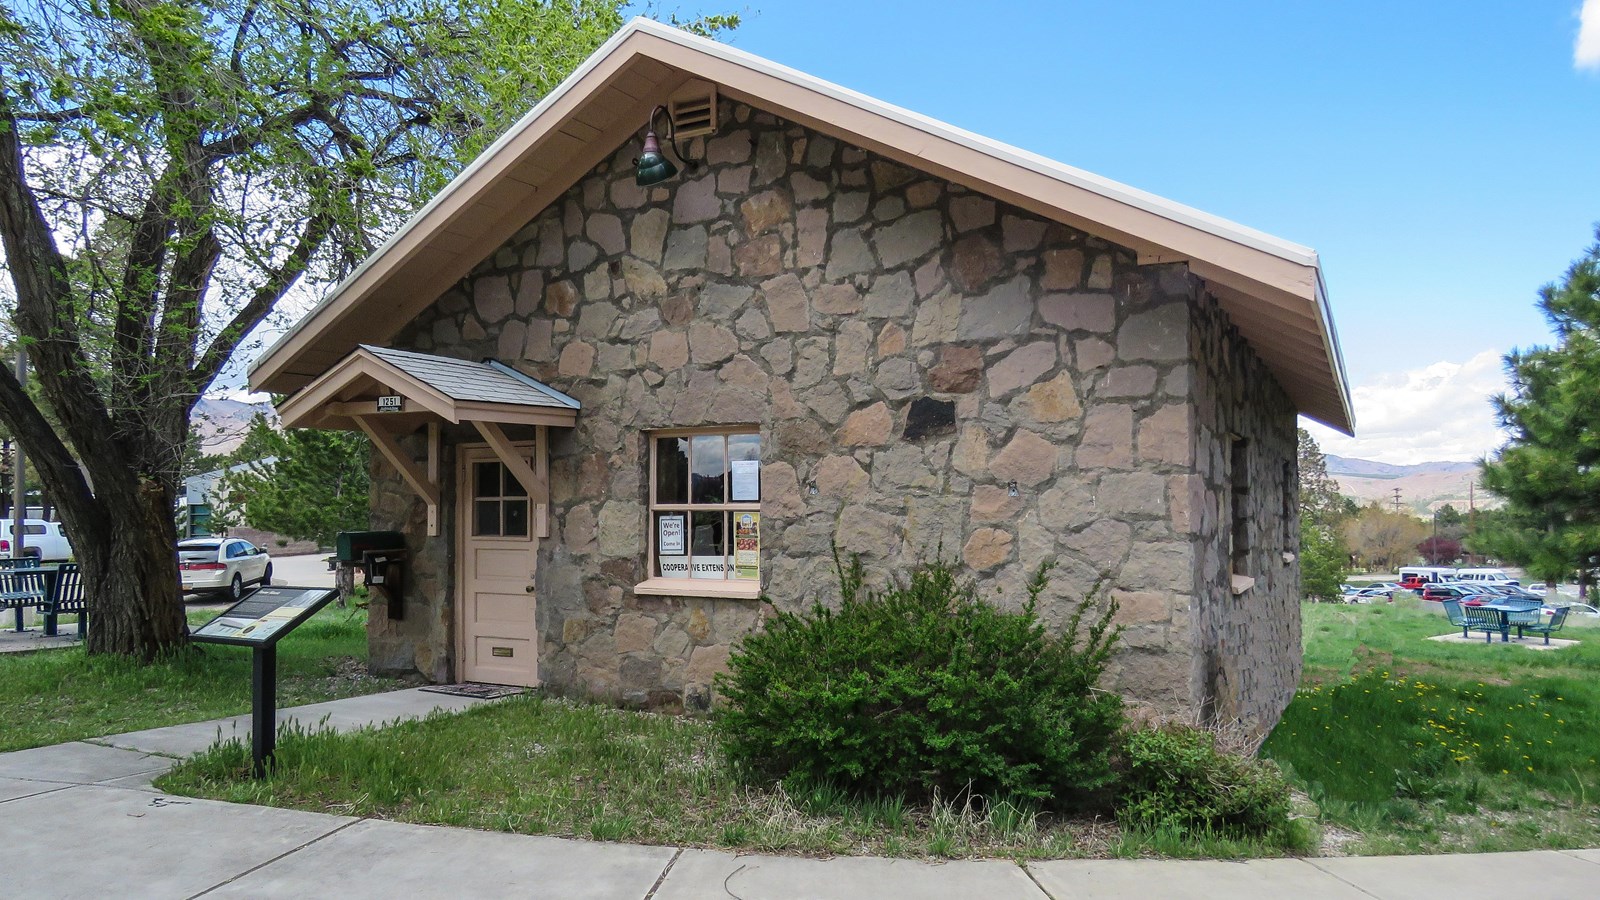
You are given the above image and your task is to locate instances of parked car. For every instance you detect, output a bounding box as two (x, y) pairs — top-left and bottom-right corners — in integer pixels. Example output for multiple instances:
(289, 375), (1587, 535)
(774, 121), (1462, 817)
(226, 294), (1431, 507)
(178, 538), (272, 601)
(1544, 602), (1600, 618)
(0, 518), (73, 561)
(1422, 583), (1482, 602)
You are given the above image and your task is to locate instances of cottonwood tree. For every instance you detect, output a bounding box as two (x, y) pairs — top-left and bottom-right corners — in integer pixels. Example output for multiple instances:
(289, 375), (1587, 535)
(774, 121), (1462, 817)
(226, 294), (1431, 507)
(1342, 503), (1428, 572)
(1478, 229), (1600, 597)
(0, 0), (731, 657)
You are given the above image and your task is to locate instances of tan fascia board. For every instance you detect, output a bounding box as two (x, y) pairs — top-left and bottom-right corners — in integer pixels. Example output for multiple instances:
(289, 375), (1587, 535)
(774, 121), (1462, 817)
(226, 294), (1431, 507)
(277, 349), (459, 429)
(1310, 268), (1356, 435)
(454, 402), (577, 429)
(248, 22), (669, 393)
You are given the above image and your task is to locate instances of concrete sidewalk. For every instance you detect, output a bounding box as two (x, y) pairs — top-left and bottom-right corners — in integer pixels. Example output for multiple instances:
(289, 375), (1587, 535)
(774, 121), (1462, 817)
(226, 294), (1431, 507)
(1, 689), (1597, 899)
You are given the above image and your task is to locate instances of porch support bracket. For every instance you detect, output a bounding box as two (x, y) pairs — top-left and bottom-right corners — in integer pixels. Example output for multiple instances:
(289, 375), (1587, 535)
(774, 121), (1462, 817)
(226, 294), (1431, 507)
(354, 415), (441, 536)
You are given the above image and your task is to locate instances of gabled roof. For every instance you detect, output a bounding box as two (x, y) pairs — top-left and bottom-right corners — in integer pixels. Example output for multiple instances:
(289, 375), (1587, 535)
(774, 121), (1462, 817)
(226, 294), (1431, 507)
(276, 345), (579, 431)
(249, 17), (1353, 433)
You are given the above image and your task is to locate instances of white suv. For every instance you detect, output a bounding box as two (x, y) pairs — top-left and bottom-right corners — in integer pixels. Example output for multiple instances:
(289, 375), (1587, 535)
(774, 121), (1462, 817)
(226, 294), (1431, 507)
(178, 537), (272, 601)
(0, 519), (73, 561)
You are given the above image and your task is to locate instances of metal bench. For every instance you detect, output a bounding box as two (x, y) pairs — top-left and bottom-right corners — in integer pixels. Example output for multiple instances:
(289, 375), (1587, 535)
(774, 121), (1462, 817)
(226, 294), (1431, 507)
(0, 559), (49, 632)
(1519, 606), (1570, 645)
(1461, 604), (1505, 643)
(42, 563), (84, 639)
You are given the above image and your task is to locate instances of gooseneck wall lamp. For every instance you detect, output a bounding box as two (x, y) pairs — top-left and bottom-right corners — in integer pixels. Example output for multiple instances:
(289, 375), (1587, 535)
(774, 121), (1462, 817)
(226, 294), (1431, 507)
(634, 105), (679, 186)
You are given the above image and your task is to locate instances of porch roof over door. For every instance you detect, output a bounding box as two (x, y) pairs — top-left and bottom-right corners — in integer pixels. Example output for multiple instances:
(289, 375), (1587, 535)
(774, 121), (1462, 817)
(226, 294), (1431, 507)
(277, 344), (580, 432)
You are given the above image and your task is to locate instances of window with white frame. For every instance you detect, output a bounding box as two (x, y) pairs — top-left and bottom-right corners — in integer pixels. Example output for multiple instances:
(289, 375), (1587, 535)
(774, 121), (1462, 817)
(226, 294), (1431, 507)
(648, 428), (761, 586)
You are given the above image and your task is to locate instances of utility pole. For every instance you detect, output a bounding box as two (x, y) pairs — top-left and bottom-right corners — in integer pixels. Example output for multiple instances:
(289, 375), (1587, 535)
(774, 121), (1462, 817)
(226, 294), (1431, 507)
(1392, 487), (1402, 512)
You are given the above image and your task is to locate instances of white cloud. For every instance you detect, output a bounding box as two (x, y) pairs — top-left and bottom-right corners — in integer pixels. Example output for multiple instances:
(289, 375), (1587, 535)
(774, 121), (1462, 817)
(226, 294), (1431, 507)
(1577, 1), (1600, 70)
(1302, 349), (1511, 464)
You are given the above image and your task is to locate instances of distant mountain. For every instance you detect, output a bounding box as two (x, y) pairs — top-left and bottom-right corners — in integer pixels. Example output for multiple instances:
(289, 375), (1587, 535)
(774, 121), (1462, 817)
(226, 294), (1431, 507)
(1325, 456), (1495, 515)
(1325, 456), (1479, 479)
(191, 397), (274, 455)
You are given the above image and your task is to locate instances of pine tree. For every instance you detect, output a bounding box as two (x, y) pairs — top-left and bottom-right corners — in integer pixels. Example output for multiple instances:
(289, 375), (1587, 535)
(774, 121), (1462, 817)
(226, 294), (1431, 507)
(1478, 229), (1600, 595)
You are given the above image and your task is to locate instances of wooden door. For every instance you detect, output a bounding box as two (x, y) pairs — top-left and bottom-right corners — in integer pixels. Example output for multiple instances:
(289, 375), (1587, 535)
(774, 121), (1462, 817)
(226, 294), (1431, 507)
(457, 444), (539, 686)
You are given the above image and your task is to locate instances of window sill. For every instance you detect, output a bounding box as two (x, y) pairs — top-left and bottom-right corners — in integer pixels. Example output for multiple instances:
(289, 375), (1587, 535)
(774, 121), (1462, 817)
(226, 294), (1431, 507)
(633, 578), (762, 600)
(1230, 574), (1256, 596)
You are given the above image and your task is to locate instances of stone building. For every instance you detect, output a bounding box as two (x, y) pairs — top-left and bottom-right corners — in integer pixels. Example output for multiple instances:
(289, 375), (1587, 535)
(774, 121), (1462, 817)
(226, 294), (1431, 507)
(252, 20), (1353, 737)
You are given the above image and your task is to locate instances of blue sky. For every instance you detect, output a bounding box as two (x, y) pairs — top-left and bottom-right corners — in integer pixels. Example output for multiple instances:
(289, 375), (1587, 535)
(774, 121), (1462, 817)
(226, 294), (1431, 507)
(709, 1), (1600, 462)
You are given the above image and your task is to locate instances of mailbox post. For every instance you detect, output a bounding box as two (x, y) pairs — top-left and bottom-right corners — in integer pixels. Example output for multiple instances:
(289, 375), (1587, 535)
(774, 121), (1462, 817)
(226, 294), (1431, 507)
(191, 586), (340, 777)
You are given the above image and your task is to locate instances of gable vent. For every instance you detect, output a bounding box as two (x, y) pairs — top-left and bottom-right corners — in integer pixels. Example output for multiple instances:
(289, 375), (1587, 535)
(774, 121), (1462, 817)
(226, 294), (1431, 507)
(669, 81), (718, 139)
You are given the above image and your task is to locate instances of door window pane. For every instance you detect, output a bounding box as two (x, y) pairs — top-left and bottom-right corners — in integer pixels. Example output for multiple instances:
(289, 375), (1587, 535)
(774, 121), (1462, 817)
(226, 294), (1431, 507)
(656, 437), (689, 505)
(474, 462), (499, 499)
(690, 435), (726, 504)
(474, 500), (501, 536)
(503, 499), (529, 536)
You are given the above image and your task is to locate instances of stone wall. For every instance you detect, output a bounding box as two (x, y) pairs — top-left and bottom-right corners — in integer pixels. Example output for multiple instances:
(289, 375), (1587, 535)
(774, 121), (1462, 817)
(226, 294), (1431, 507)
(369, 431), (457, 683)
(368, 99), (1300, 720)
(1188, 291), (1301, 736)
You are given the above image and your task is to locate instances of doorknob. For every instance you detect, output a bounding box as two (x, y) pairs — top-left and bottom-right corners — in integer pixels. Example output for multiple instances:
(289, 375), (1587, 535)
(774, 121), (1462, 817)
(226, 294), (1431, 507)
(524, 585), (535, 593)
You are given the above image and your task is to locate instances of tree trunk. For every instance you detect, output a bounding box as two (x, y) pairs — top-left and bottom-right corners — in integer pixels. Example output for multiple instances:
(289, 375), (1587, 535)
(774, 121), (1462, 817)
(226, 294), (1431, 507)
(79, 479), (188, 657)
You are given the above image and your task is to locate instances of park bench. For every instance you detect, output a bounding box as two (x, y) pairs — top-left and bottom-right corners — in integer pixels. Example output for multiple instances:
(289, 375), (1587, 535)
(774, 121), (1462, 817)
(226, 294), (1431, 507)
(1461, 604), (1505, 643)
(0, 558), (49, 632)
(1519, 606), (1570, 645)
(42, 563), (85, 639)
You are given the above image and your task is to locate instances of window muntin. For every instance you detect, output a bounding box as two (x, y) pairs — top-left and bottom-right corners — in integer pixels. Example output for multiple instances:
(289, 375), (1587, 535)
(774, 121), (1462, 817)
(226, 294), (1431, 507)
(472, 459), (530, 538)
(650, 429), (760, 583)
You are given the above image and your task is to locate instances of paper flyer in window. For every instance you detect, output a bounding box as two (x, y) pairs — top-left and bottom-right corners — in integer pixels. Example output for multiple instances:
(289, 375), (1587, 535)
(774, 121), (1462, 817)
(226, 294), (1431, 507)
(730, 459), (761, 502)
(734, 512), (760, 580)
(658, 514), (686, 556)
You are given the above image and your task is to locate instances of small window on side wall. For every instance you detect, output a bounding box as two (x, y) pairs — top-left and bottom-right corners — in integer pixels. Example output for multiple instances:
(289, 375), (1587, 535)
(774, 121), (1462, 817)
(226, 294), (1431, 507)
(1230, 436), (1250, 575)
(647, 428), (761, 591)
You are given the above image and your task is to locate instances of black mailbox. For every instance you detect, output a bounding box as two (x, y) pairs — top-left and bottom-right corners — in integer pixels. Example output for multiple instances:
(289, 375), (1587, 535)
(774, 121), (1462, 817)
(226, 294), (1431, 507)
(333, 531), (406, 619)
(335, 530), (405, 563)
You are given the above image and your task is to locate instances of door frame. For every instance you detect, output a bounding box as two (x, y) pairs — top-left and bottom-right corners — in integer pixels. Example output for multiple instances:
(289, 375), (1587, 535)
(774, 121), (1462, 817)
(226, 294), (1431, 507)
(453, 439), (541, 685)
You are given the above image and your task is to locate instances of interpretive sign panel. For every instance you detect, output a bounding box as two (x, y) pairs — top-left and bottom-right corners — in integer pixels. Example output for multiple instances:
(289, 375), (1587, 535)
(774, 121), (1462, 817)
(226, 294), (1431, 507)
(191, 585), (340, 777)
(192, 586), (340, 648)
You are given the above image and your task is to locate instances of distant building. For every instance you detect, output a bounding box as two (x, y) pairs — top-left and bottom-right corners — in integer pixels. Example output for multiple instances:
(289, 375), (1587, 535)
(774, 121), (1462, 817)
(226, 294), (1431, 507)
(179, 458), (276, 538)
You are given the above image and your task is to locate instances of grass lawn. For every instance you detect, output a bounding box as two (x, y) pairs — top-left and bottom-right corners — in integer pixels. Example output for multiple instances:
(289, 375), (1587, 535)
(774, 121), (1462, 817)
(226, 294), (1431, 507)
(155, 595), (1600, 860)
(0, 604), (403, 752)
(157, 693), (1302, 861)
(1263, 597), (1600, 854)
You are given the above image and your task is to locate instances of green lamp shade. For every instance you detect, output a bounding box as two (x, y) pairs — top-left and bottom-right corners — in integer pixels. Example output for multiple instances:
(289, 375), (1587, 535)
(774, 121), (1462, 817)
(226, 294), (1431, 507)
(635, 129), (678, 186)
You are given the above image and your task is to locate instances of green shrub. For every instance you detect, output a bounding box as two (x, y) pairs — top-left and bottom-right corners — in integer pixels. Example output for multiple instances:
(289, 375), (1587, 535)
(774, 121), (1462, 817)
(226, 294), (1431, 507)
(1117, 724), (1294, 840)
(715, 553), (1125, 808)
